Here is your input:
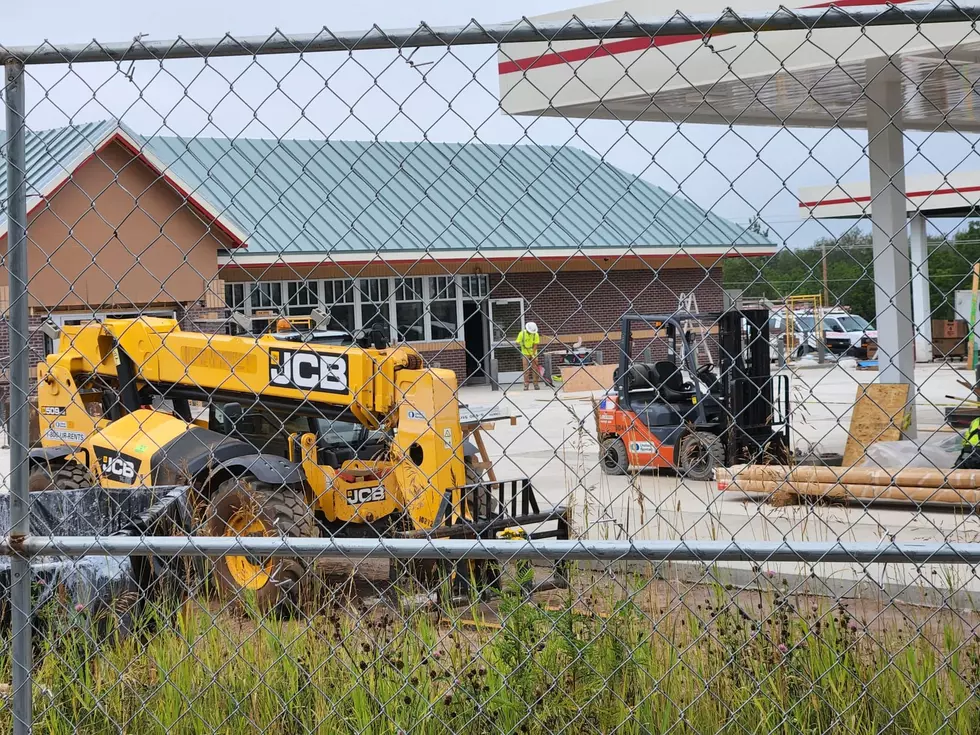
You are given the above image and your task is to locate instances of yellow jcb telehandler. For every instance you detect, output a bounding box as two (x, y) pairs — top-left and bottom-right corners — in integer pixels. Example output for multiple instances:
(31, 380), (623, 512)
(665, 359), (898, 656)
(29, 317), (569, 611)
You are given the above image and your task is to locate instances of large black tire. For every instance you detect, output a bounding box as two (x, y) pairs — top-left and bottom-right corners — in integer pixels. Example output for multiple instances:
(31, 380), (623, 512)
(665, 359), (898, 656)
(207, 476), (314, 615)
(600, 438), (629, 475)
(28, 461), (96, 491)
(677, 431), (724, 482)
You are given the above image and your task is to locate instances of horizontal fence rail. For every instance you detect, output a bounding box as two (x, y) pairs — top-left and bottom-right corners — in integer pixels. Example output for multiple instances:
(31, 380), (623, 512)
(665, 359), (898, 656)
(0, 2), (976, 63)
(11, 536), (980, 564)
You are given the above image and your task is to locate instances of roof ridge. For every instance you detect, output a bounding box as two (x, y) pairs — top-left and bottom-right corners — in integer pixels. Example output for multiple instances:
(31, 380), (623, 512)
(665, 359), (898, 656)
(147, 133), (555, 150)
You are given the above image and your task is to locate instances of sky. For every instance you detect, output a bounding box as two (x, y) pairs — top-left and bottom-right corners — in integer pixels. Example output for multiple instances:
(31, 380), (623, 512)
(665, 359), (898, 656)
(3, 0), (979, 250)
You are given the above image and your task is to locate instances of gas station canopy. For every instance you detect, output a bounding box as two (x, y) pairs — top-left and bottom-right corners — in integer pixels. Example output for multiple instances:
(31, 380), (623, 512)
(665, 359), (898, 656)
(498, 0), (980, 131)
(800, 172), (980, 219)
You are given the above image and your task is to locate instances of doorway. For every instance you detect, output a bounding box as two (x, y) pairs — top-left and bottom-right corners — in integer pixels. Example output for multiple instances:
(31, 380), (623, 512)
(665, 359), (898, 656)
(462, 301), (489, 384)
(489, 298), (525, 385)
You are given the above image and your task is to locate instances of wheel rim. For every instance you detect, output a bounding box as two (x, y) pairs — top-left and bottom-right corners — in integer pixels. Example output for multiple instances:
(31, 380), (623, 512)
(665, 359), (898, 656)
(223, 510), (273, 590)
(603, 443), (621, 470)
(681, 437), (712, 476)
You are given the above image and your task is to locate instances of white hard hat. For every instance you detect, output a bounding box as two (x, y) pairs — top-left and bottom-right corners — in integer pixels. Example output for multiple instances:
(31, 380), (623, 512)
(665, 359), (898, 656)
(525, 321), (538, 334)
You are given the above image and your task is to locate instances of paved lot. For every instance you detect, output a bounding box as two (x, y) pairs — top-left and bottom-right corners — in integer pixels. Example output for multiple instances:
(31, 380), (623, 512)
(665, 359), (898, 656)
(463, 361), (980, 596)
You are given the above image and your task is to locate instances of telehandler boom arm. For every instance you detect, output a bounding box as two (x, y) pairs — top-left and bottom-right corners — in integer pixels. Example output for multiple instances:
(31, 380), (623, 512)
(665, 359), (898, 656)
(42, 316), (426, 429)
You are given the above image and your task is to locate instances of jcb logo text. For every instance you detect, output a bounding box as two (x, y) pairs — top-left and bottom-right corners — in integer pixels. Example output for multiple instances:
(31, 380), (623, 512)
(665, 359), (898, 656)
(94, 447), (139, 485)
(345, 486), (385, 505)
(269, 349), (348, 394)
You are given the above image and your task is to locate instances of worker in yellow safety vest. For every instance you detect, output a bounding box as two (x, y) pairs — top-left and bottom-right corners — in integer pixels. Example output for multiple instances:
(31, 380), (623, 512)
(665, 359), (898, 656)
(516, 321), (541, 391)
(957, 417), (980, 469)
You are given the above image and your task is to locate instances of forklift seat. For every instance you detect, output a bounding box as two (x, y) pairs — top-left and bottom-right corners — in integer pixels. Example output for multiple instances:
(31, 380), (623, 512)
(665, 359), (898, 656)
(652, 361), (695, 403)
(628, 363), (657, 390)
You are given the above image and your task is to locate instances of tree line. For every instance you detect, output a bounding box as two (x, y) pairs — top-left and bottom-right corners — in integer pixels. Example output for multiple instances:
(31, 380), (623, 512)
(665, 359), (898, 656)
(723, 222), (980, 322)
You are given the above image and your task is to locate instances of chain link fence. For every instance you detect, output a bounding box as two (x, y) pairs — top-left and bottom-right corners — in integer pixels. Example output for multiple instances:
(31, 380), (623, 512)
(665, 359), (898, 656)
(4, 2), (980, 732)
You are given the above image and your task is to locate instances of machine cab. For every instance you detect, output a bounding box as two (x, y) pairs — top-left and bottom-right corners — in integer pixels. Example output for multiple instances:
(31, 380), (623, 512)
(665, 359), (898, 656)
(208, 402), (385, 467)
(615, 316), (713, 423)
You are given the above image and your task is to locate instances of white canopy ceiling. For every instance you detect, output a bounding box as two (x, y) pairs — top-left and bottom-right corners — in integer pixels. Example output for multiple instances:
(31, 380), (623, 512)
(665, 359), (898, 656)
(498, 0), (980, 131)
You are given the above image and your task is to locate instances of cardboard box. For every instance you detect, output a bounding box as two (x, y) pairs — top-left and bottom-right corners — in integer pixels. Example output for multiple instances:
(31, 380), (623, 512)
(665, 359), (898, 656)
(932, 319), (968, 339)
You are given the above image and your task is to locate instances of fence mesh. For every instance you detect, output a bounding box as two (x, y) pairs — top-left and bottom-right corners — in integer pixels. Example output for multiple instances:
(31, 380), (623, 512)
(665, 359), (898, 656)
(5, 3), (980, 732)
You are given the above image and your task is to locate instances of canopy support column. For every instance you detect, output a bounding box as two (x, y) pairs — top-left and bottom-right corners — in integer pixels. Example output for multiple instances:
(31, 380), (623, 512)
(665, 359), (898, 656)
(909, 212), (933, 363)
(866, 59), (916, 436)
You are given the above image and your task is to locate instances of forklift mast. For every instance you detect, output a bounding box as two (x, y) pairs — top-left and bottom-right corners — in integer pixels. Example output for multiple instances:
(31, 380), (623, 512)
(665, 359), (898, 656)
(717, 309), (790, 462)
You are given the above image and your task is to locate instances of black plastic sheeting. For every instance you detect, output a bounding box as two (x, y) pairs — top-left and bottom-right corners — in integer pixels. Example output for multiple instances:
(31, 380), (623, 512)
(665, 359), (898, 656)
(0, 486), (191, 637)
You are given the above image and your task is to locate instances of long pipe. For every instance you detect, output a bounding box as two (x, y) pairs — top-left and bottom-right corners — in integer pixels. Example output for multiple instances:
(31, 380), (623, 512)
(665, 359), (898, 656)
(0, 3), (975, 65)
(7, 536), (980, 564)
(719, 464), (980, 489)
(727, 478), (980, 506)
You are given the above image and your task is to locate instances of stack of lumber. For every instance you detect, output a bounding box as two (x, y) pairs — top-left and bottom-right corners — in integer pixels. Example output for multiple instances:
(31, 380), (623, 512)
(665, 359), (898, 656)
(717, 464), (980, 506)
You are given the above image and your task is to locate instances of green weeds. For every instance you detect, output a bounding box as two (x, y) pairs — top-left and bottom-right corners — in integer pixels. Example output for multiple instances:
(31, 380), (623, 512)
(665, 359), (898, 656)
(3, 579), (980, 734)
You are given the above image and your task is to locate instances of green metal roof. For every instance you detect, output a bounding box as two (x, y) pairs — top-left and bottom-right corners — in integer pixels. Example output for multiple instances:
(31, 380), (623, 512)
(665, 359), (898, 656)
(2, 120), (772, 255)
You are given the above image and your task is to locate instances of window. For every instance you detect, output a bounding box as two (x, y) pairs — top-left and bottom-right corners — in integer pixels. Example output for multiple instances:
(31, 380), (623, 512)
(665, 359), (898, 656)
(323, 279), (355, 331)
(213, 403), (309, 456)
(225, 283), (247, 310)
(360, 278), (391, 337)
(837, 315), (871, 332)
(285, 281), (320, 316)
(250, 282), (283, 311)
(395, 277), (425, 342)
(823, 318), (842, 333)
(461, 274), (489, 300)
(794, 315), (815, 332)
(313, 417), (365, 449)
(429, 276), (458, 340)
(230, 274), (475, 344)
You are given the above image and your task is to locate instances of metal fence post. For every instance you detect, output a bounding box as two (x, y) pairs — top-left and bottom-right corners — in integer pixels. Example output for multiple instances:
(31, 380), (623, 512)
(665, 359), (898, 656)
(5, 58), (33, 735)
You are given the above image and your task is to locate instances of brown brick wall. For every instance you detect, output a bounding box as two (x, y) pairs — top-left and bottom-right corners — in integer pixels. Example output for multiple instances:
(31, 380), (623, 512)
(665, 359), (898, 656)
(0, 314), (51, 396)
(0, 266), (723, 390)
(417, 344), (468, 384)
(178, 300), (221, 334)
(489, 266), (724, 366)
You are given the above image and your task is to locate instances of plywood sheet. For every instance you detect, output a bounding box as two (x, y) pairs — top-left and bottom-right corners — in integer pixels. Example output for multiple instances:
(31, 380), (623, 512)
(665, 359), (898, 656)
(841, 383), (912, 467)
(559, 364), (617, 393)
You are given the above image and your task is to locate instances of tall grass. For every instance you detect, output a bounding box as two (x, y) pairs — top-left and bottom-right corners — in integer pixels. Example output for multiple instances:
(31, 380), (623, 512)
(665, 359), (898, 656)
(2, 580), (980, 734)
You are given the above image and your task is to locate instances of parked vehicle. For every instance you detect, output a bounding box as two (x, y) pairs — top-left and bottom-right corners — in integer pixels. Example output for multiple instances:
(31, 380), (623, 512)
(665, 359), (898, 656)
(767, 308), (876, 360)
(821, 312), (877, 358)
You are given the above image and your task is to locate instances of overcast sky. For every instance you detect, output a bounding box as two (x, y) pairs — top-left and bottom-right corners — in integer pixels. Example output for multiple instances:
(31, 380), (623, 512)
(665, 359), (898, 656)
(4, 0), (978, 250)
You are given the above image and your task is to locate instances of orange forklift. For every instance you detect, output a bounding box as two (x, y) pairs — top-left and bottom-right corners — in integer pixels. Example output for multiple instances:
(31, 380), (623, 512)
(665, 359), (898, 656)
(597, 310), (790, 480)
